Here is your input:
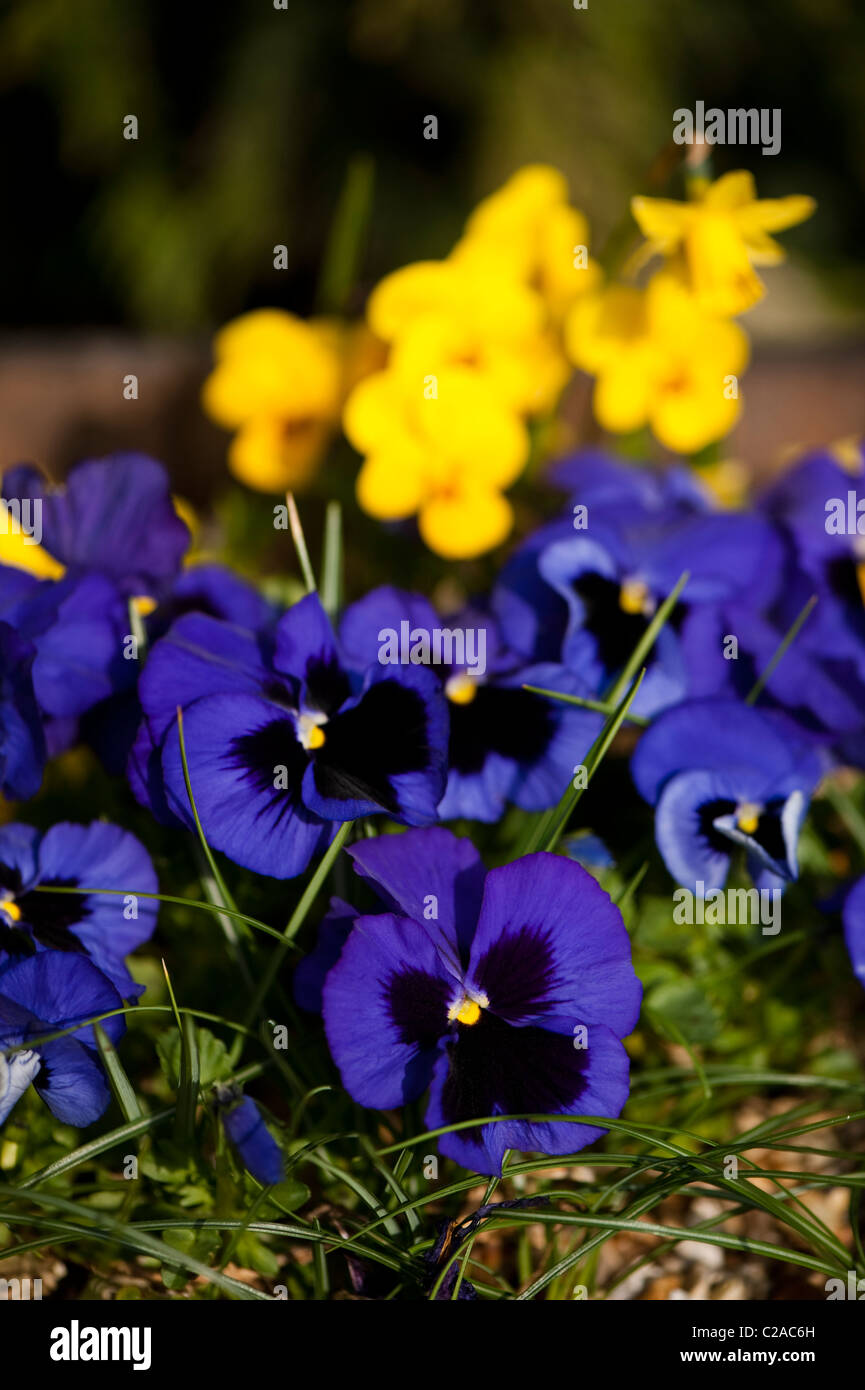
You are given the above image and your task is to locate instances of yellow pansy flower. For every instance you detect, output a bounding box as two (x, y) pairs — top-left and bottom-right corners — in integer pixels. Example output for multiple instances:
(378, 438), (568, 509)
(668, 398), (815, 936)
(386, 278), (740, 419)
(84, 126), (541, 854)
(454, 164), (602, 318)
(631, 171), (815, 317)
(367, 256), (566, 414)
(0, 502), (66, 580)
(344, 366), (528, 559)
(566, 272), (749, 454)
(202, 309), (342, 492)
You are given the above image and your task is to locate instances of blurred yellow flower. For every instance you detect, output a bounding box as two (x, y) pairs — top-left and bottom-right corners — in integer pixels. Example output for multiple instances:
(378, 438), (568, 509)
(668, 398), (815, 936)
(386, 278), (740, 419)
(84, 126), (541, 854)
(346, 165), (605, 556)
(566, 273), (749, 454)
(368, 257), (565, 416)
(454, 164), (602, 318)
(631, 171), (815, 317)
(344, 365), (528, 559)
(202, 309), (342, 492)
(0, 502), (66, 580)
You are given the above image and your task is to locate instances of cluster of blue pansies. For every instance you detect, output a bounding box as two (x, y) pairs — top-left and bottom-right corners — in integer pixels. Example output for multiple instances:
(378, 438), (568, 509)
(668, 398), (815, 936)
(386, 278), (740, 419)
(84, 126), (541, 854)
(0, 821), (157, 1127)
(1, 445), (863, 1178)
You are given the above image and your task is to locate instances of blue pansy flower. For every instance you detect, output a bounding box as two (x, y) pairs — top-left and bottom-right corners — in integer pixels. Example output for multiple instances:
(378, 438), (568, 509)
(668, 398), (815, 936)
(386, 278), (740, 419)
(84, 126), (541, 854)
(842, 877), (865, 990)
(130, 592), (448, 879)
(84, 562), (279, 776)
(0, 821), (158, 999)
(0, 454), (192, 768)
(0, 621), (45, 799)
(319, 828), (641, 1176)
(214, 1085), (285, 1186)
(0, 951), (124, 1127)
(495, 480), (776, 719)
(339, 586), (603, 822)
(631, 698), (822, 893)
(2, 454), (190, 601)
(673, 449), (865, 748)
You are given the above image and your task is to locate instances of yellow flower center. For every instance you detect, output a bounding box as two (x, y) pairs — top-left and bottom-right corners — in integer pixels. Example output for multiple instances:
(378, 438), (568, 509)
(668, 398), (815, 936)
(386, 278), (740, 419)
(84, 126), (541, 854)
(445, 673), (478, 705)
(736, 803), (761, 836)
(856, 563), (865, 610)
(619, 579), (653, 617)
(306, 725), (326, 750)
(447, 991), (489, 1026)
(2, 899), (21, 922)
(131, 594), (158, 618)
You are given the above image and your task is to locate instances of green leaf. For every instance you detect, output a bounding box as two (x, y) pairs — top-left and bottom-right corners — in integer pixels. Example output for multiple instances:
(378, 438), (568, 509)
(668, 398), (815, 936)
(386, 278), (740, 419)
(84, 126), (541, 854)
(157, 1026), (233, 1092)
(235, 1230), (280, 1277)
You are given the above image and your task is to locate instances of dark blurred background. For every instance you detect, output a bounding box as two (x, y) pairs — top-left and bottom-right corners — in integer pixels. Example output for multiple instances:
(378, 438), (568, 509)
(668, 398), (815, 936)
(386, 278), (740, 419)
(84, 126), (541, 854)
(0, 0), (863, 492)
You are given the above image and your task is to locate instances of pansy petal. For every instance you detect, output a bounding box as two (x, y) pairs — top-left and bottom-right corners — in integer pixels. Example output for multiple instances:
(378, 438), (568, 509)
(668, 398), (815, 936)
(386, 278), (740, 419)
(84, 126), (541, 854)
(34, 1031), (112, 1126)
(273, 593), (344, 699)
(467, 853), (641, 1037)
(0, 952), (124, 1048)
(348, 828), (486, 963)
(631, 698), (821, 806)
(0, 1048), (41, 1125)
(0, 824), (42, 890)
(29, 823), (158, 996)
(654, 768), (738, 893)
(322, 913), (452, 1108)
(338, 587), (439, 673)
(4, 456), (189, 597)
(0, 623), (45, 800)
(161, 692), (329, 879)
(301, 665), (447, 826)
(222, 1096), (284, 1185)
(426, 1017), (630, 1176)
(137, 612), (275, 749)
(842, 877), (865, 990)
(293, 897), (357, 1013)
(30, 574), (126, 718)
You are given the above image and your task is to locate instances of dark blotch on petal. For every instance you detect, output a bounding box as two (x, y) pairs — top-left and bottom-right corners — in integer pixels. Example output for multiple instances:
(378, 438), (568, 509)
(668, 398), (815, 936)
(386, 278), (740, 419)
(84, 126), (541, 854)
(439, 1012), (590, 1149)
(16, 878), (89, 954)
(230, 716), (308, 824)
(751, 796), (789, 867)
(304, 655), (352, 717)
(386, 967), (450, 1051)
(473, 925), (558, 1021)
(448, 686), (554, 775)
(699, 797), (738, 855)
(312, 681), (431, 813)
(574, 572), (651, 673)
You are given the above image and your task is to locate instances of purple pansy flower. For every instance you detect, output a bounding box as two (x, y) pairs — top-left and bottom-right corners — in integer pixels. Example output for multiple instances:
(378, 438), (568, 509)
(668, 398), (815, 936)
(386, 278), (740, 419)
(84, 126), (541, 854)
(319, 828), (641, 1176)
(2, 454), (189, 601)
(0, 951), (124, 1128)
(0, 821), (158, 999)
(631, 698), (822, 894)
(339, 585), (603, 822)
(130, 592), (448, 879)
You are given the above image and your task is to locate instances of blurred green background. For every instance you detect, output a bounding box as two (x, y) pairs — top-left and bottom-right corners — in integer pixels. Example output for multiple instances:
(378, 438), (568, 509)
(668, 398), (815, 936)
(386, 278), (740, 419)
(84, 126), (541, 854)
(1, 0), (863, 331)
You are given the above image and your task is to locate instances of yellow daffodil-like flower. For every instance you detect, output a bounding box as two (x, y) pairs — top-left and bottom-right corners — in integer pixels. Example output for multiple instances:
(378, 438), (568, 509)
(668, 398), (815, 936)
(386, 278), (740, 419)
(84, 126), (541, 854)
(453, 165), (602, 319)
(566, 272), (749, 455)
(631, 171), (816, 317)
(367, 257), (566, 417)
(344, 366), (528, 559)
(202, 309), (342, 493)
